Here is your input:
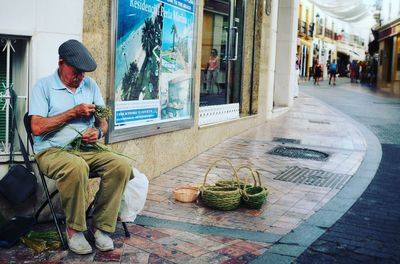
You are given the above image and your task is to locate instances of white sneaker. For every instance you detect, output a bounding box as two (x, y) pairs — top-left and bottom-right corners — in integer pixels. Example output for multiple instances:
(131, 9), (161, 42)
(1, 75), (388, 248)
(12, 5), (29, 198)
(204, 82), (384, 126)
(91, 229), (114, 251)
(66, 231), (92, 255)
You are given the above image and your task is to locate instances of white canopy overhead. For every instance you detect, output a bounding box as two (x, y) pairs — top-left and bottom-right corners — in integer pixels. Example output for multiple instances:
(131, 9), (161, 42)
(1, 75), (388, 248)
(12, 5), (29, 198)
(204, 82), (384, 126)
(308, 0), (370, 22)
(308, 0), (376, 42)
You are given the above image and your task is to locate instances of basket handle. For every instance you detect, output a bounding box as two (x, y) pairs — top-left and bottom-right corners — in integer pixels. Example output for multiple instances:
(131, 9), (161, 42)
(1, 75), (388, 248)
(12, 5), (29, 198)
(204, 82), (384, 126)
(202, 158), (240, 188)
(235, 165), (261, 187)
(236, 165), (263, 201)
(255, 170), (262, 187)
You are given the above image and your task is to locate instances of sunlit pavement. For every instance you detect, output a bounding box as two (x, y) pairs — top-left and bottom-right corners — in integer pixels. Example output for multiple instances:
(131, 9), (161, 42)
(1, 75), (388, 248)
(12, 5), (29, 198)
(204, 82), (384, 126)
(0, 78), (382, 263)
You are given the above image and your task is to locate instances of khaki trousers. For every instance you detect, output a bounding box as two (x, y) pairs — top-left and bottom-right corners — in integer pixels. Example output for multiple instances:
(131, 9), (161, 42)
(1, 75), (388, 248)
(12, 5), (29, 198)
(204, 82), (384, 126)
(36, 147), (132, 233)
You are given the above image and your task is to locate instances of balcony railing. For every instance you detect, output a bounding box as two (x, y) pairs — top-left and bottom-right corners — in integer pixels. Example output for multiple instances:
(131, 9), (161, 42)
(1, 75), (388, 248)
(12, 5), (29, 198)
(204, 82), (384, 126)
(299, 21), (364, 47)
(301, 21), (307, 34)
(336, 33), (364, 46)
(298, 20), (308, 35)
(298, 19), (309, 36)
(324, 28), (333, 39)
(316, 23), (323, 35)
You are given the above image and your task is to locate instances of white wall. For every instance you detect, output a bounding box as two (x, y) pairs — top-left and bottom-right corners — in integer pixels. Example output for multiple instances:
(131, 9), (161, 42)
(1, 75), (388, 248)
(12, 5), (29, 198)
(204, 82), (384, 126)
(0, 0), (84, 92)
(262, 0), (279, 119)
(381, 0), (400, 25)
(274, 0), (299, 106)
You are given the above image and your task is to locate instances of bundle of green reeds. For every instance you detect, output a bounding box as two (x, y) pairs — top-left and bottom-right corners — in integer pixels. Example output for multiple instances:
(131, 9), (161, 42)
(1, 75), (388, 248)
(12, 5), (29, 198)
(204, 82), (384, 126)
(95, 105), (112, 119)
(21, 231), (61, 253)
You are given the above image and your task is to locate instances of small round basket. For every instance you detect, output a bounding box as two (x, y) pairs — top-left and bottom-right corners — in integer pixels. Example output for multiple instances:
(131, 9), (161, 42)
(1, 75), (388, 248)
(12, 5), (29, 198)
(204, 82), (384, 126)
(237, 165), (268, 209)
(243, 186), (268, 209)
(173, 187), (200, 203)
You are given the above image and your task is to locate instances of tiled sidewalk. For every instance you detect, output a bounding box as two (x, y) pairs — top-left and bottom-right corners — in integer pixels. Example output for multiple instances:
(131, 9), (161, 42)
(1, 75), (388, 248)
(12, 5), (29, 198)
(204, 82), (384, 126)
(0, 94), (367, 263)
(0, 224), (271, 263)
(143, 94), (366, 235)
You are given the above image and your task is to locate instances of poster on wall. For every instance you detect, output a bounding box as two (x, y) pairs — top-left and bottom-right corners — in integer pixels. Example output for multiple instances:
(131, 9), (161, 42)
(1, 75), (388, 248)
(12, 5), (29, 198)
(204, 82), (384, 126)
(114, 0), (194, 129)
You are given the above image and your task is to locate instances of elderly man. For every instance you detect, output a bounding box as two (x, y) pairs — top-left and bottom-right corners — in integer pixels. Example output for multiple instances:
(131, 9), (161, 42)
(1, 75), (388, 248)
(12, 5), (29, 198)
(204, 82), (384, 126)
(29, 39), (132, 254)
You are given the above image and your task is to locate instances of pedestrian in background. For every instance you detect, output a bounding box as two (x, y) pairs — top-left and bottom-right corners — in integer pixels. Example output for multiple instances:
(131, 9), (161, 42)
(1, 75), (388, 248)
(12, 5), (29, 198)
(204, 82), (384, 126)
(350, 60), (359, 83)
(206, 48), (220, 95)
(293, 53), (300, 97)
(329, 59), (337, 85)
(313, 60), (322, 85)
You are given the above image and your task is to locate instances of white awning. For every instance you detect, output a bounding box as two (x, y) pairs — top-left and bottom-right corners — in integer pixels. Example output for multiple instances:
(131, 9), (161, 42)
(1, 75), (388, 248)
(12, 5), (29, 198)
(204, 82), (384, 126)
(308, 0), (370, 23)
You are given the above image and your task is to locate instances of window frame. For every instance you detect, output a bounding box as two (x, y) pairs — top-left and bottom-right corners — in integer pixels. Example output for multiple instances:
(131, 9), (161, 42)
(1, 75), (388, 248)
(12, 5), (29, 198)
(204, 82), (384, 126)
(0, 36), (30, 160)
(106, 0), (198, 144)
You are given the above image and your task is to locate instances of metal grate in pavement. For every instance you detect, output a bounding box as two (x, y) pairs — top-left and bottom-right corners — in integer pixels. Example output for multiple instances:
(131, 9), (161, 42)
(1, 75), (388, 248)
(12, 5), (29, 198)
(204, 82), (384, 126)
(308, 120), (331, 124)
(274, 166), (351, 189)
(272, 137), (301, 144)
(268, 146), (329, 161)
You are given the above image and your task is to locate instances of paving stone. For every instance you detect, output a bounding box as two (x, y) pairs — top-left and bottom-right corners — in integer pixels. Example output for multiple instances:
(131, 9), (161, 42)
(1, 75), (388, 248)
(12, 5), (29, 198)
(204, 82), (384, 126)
(279, 224), (326, 247)
(148, 253), (175, 264)
(268, 243), (307, 257)
(305, 209), (344, 228)
(251, 252), (295, 264)
(93, 248), (122, 262)
(121, 244), (150, 263)
(230, 240), (266, 253)
(217, 245), (249, 258)
(170, 240), (209, 257)
(184, 251), (230, 264)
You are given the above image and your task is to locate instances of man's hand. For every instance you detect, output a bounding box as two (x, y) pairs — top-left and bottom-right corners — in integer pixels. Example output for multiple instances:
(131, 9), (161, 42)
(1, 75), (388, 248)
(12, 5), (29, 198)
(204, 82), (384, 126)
(81, 127), (99, 144)
(73, 103), (96, 118)
(31, 104), (98, 136)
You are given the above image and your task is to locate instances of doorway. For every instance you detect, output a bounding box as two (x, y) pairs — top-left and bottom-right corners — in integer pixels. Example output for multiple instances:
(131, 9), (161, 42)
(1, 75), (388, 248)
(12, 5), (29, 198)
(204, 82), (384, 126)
(200, 0), (244, 107)
(300, 45), (309, 78)
(337, 51), (350, 77)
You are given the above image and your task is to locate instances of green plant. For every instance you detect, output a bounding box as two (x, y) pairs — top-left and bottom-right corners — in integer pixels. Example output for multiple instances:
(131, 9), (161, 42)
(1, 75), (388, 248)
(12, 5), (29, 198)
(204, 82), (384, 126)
(95, 105), (112, 119)
(21, 231), (61, 252)
(44, 125), (135, 163)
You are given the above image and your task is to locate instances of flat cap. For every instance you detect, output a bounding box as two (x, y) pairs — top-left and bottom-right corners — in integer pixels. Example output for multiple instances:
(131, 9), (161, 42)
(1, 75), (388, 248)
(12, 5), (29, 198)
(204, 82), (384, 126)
(58, 39), (97, 72)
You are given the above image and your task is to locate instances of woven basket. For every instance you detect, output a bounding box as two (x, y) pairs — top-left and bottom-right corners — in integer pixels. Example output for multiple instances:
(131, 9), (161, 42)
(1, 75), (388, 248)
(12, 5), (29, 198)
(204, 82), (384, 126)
(200, 159), (242, 211)
(173, 187), (200, 203)
(215, 180), (250, 189)
(237, 165), (268, 209)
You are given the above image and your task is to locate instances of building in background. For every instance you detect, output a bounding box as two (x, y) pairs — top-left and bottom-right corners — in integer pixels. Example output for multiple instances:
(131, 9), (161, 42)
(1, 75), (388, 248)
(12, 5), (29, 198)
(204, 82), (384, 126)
(297, 0), (370, 80)
(376, 0), (400, 95)
(297, 0), (314, 79)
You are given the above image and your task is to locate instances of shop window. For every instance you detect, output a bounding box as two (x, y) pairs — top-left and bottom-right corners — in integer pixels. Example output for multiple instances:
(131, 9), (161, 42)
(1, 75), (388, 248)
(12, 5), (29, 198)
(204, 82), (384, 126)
(107, 0), (196, 143)
(385, 38), (393, 82)
(0, 37), (29, 160)
(396, 36), (400, 80)
(199, 0), (256, 125)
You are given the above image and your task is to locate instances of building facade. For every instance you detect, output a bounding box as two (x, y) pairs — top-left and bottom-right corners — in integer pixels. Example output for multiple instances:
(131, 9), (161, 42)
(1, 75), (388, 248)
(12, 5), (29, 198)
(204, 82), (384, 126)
(0, 0), (300, 214)
(297, 0), (368, 80)
(376, 0), (400, 95)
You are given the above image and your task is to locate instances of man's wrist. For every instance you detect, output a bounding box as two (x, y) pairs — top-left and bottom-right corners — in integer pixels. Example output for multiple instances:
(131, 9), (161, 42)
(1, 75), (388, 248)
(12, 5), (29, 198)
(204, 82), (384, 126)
(97, 127), (104, 139)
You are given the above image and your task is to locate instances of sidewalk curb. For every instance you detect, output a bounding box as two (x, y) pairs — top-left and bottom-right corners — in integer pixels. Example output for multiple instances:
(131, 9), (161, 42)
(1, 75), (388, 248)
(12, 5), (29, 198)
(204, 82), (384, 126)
(250, 94), (382, 263)
(135, 215), (282, 243)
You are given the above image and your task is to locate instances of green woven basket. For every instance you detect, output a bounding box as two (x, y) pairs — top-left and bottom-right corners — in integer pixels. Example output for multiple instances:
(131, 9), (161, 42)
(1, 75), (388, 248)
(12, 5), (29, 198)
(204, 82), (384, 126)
(237, 165), (268, 209)
(200, 159), (242, 211)
(215, 180), (251, 189)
